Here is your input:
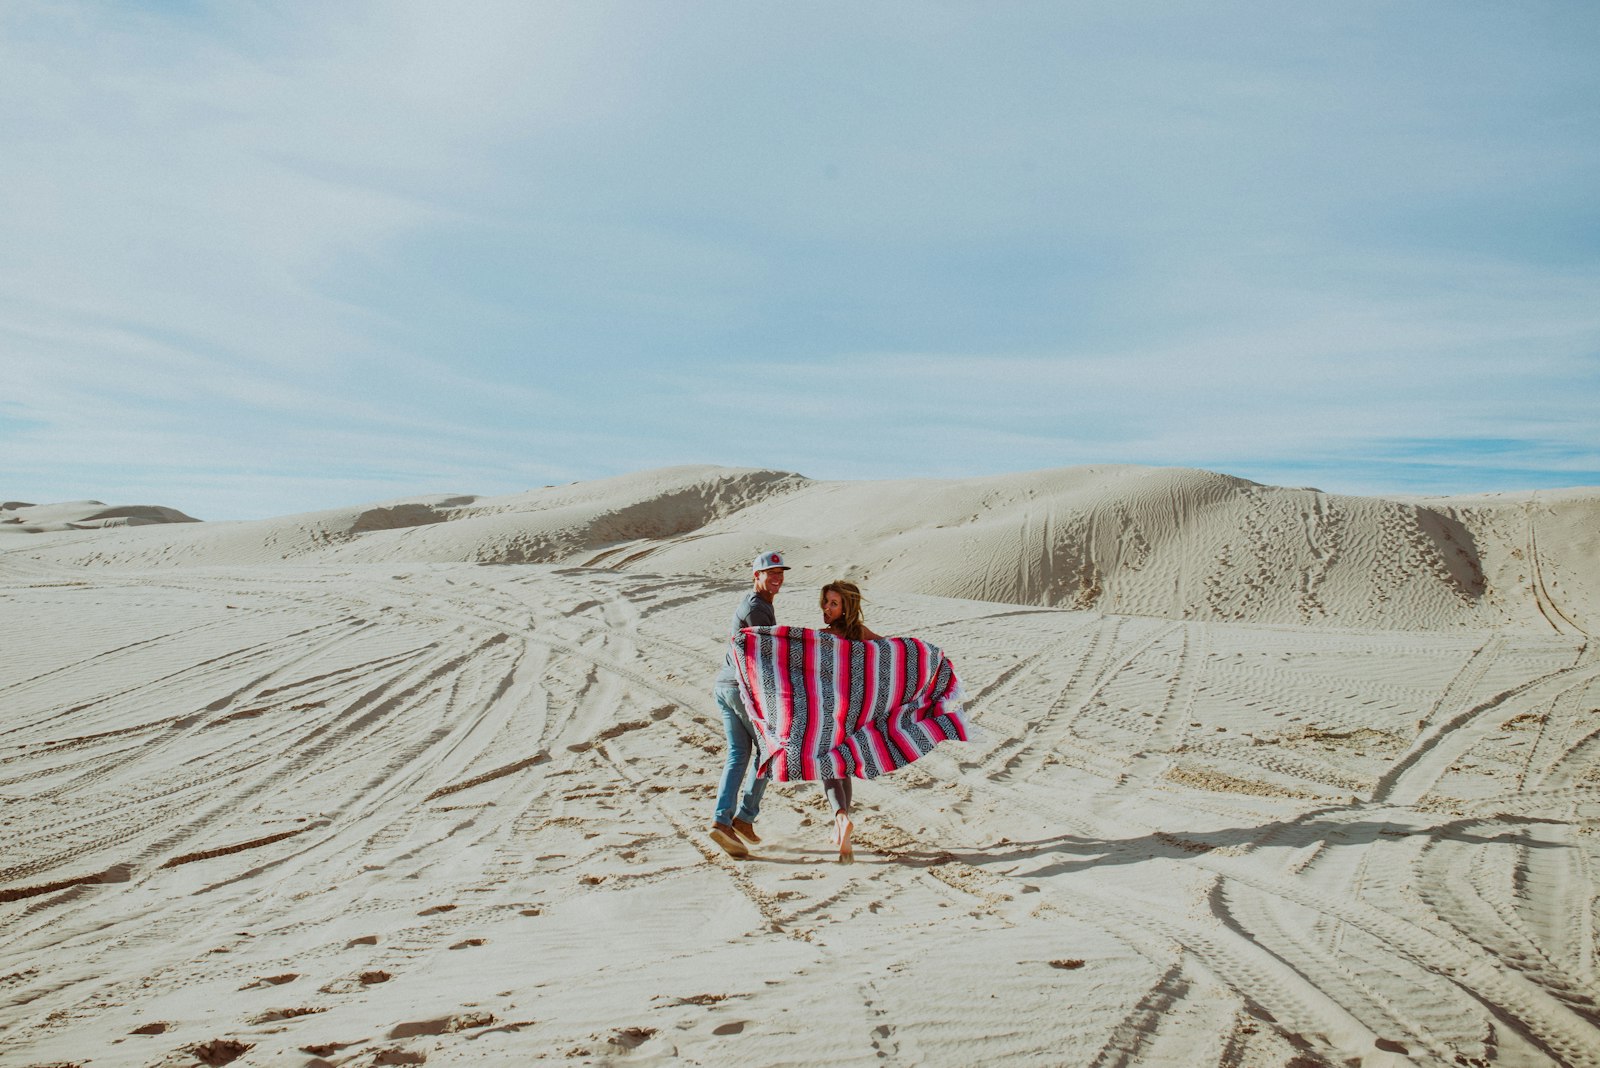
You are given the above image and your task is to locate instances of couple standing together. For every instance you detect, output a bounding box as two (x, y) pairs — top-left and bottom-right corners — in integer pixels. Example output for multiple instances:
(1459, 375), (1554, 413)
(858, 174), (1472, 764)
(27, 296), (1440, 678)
(709, 550), (878, 863)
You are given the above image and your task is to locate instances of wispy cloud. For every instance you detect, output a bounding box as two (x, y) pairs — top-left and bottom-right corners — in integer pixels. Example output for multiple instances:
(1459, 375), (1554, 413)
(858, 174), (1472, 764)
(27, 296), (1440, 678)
(2, 3), (1596, 516)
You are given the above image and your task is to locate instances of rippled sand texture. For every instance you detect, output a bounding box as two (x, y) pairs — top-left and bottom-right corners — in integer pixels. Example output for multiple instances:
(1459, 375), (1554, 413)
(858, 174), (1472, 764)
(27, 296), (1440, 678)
(2, 466), (1597, 1066)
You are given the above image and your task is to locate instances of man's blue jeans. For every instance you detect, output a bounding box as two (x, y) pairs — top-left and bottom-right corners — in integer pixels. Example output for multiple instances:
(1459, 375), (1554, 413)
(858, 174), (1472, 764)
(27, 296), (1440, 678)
(714, 686), (767, 828)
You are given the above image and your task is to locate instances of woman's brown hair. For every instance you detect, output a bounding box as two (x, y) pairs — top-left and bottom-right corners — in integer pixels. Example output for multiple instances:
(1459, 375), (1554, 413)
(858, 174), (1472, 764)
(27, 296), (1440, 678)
(820, 580), (868, 640)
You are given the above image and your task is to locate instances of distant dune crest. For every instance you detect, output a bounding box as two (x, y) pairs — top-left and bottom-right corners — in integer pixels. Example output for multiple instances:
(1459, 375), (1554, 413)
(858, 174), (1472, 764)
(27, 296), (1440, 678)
(1, 500), (199, 532)
(7, 465), (1595, 633)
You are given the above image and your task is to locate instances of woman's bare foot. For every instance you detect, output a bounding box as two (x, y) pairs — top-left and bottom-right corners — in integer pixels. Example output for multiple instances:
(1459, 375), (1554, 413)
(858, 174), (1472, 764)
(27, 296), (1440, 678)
(834, 812), (853, 864)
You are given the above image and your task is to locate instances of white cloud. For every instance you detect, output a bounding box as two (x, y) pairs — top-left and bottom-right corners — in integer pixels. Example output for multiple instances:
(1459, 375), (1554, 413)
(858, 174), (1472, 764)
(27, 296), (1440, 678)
(1, 3), (1596, 516)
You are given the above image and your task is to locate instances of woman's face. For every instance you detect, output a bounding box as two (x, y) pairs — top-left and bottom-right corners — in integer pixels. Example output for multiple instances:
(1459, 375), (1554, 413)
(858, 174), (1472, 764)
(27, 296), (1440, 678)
(822, 590), (844, 625)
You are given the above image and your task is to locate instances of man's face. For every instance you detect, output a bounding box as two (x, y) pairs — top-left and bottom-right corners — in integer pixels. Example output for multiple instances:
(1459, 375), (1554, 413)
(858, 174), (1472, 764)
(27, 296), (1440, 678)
(755, 568), (785, 597)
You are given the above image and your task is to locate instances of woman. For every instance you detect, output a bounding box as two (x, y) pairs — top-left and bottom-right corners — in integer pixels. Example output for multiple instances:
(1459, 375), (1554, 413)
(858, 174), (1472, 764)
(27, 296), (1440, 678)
(819, 580), (880, 862)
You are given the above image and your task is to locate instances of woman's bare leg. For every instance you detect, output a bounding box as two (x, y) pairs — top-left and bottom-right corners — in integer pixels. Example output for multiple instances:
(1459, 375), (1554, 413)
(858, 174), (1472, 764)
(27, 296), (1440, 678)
(821, 778), (853, 862)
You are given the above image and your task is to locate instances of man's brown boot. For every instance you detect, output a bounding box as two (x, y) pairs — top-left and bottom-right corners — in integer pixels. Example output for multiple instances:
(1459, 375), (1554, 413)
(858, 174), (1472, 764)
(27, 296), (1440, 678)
(709, 823), (749, 859)
(731, 818), (760, 843)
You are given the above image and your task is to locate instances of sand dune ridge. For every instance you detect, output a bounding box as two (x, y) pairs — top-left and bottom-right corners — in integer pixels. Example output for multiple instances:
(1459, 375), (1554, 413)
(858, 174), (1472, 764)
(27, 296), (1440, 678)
(8, 464), (1594, 633)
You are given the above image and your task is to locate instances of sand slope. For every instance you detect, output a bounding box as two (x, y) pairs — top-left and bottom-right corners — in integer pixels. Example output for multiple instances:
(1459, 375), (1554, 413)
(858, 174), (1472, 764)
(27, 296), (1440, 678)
(1, 557), (1597, 1066)
(1, 499), (200, 533)
(9, 465), (1598, 632)
(3, 466), (1599, 1066)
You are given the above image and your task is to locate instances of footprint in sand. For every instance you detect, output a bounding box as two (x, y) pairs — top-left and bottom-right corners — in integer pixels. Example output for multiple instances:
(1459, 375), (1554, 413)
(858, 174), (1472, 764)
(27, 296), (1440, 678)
(371, 1049), (427, 1066)
(609, 1026), (657, 1049)
(319, 968), (392, 994)
(189, 1038), (252, 1065)
(389, 1011), (497, 1038)
(240, 972), (300, 989)
(250, 1006), (326, 1024)
(301, 1040), (362, 1057)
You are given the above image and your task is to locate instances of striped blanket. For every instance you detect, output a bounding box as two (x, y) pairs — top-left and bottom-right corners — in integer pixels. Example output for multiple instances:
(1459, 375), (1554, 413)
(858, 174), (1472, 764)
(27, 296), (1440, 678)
(731, 626), (970, 782)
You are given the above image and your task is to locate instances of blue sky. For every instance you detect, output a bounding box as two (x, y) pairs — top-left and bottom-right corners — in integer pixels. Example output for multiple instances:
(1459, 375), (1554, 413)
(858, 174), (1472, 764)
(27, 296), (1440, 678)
(2, 2), (1597, 519)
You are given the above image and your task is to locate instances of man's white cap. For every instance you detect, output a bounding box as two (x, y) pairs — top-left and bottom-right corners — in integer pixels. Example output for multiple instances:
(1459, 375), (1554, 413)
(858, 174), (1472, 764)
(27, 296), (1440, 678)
(753, 550), (790, 572)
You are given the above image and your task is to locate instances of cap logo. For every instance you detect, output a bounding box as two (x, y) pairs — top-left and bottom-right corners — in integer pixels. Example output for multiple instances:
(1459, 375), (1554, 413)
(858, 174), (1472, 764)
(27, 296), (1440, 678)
(770, 554), (781, 564)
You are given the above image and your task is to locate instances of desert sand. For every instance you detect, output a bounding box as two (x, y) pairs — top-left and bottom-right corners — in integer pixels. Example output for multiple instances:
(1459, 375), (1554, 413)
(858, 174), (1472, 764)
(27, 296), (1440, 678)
(2, 465), (1597, 1067)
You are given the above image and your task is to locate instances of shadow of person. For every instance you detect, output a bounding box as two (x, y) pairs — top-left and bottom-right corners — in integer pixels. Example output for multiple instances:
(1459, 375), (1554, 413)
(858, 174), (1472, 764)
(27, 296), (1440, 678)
(883, 804), (1573, 880)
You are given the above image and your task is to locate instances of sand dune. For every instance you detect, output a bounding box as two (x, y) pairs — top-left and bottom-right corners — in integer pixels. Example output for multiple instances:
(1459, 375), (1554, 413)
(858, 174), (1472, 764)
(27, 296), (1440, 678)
(3, 467), (1598, 1066)
(1, 499), (200, 533)
(11, 465), (1597, 632)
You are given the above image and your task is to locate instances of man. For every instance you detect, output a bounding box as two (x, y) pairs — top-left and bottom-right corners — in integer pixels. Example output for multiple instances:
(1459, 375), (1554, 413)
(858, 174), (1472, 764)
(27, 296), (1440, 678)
(709, 550), (789, 858)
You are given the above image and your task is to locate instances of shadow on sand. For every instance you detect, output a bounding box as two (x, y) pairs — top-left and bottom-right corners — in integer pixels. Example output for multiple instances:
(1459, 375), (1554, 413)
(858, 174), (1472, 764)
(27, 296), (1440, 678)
(876, 805), (1573, 879)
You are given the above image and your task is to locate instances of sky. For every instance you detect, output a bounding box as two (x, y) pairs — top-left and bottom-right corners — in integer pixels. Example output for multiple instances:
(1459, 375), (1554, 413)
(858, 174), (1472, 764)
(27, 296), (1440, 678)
(2, 2), (1597, 520)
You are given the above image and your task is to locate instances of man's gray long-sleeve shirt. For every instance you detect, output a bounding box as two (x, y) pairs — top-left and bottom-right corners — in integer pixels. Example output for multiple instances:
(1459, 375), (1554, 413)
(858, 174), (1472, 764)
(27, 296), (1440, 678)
(714, 589), (775, 691)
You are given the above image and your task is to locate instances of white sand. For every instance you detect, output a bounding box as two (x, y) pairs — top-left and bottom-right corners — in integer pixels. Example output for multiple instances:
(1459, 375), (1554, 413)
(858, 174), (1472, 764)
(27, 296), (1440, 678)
(1, 500), (200, 533)
(2, 465), (1597, 1067)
